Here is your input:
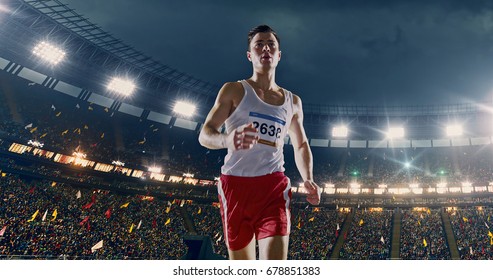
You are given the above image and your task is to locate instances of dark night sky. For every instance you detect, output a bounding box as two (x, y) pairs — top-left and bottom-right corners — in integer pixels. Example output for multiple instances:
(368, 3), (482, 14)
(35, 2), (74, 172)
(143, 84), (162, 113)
(60, 0), (493, 106)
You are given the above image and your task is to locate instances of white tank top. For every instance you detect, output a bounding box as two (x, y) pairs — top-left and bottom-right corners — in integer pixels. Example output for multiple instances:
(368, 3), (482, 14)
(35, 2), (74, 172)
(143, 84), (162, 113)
(221, 80), (294, 177)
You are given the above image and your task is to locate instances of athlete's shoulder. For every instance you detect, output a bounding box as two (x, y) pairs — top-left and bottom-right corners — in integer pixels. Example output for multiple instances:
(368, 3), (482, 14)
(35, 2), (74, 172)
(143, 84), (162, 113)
(221, 81), (244, 93)
(216, 81), (244, 103)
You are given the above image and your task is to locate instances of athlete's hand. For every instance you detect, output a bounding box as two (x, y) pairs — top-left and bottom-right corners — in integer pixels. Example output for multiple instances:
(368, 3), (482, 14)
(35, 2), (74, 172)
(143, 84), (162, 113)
(303, 180), (321, 205)
(228, 123), (259, 150)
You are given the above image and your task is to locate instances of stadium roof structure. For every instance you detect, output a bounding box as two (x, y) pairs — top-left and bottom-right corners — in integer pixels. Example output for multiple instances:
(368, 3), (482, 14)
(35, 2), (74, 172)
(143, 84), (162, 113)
(0, 0), (220, 108)
(1, 0), (493, 145)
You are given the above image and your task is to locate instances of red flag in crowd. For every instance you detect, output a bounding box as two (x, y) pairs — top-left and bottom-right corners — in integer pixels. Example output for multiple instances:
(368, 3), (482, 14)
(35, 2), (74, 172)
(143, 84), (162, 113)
(105, 208), (112, 219)
(79, 216), (89, 226)
(152, 219), (157, 228)
(28, 186), (35, 194)
(82, 202), (94, 210)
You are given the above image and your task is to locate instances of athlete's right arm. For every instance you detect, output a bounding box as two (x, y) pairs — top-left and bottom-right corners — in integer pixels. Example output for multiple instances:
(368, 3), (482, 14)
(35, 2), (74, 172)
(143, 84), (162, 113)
(198, 82), (258, 150)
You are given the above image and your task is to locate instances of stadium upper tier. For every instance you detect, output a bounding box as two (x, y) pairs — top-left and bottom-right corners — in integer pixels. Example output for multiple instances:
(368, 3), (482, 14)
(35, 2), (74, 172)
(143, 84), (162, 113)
(1, 0), (493, 142)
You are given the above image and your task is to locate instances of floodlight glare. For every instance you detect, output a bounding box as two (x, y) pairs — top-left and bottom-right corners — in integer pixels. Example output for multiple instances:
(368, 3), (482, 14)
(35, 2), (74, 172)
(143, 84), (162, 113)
(32, 41), (66, 65)
(107, 77), (135, 96)
(446, 124), (463, 137)
(332, 125), (348, 138)
(386, 127), (405, 139)
(173, 101), (196, 117)
(148, 166), (162, 173)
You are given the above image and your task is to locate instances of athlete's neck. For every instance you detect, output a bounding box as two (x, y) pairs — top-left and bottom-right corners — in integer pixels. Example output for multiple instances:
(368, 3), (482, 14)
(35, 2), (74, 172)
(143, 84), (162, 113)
(249, 71), (278, 91)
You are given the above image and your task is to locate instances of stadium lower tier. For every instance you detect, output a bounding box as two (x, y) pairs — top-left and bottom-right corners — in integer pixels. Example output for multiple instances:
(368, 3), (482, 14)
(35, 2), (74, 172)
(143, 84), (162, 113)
(1, 173), (492, 260)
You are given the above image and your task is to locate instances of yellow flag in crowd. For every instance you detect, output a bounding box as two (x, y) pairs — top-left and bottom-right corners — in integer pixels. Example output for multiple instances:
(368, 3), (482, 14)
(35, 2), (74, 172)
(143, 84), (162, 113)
(359, 219), (364, 226)
(165, 218), (171, 226)
(40, 132), (47, 138)
(488, 231), (493, 238)
(1, 173), (6, 177)
(100, 133), (105, 139)
(423, 238), (428, 247)
(51, 181), (57, 187)
(463, 217), (468, 222)
(29, 127), (38, 133)
(165, 206), (171, 213)
(61, 129), (68, 135)
(427, 208), (431, 214)
(51, 209), (58, 221)
(197, 207), (201, 214)
(309, 217), (315, 222)
(27, 210), (39, 222)
(418, 220), (421, 226)
(129, 223), (135, 233)
(56, 112), (61, 117)
(120, 202), (130, 208)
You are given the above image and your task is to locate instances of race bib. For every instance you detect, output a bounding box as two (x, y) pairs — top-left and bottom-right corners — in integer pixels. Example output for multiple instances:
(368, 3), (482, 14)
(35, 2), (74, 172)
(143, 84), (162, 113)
(248, 112), (286, 147)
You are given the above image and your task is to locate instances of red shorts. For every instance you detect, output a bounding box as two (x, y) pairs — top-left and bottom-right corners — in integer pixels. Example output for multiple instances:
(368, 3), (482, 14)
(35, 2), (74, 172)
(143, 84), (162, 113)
(217, 172), (292, 251)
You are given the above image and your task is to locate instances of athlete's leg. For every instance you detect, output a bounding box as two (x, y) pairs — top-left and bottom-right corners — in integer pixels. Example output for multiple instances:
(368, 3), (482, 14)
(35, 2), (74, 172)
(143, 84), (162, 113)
(228, 236), (256, 260)
(257, 235), (289, 260)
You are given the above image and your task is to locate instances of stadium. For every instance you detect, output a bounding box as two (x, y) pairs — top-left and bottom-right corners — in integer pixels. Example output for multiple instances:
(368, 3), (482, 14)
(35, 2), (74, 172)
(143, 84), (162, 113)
(1, 0), (493, 261)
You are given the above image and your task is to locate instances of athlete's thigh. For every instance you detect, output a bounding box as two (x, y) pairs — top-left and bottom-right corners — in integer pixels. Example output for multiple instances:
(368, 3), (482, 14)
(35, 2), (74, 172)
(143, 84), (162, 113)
(257, 235), (289, 260)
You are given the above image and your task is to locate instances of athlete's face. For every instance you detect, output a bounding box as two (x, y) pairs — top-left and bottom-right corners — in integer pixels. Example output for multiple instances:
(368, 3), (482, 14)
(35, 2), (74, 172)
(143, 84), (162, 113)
(247, 32), (281, 69)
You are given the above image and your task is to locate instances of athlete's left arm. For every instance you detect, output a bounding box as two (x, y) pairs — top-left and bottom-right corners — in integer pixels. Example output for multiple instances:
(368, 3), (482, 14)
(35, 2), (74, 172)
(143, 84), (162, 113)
(288, 94), (321, 205)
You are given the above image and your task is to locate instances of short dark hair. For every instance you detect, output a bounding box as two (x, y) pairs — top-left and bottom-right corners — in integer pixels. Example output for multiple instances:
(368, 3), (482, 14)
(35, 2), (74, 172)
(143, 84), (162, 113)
(247, 25), (280, 50)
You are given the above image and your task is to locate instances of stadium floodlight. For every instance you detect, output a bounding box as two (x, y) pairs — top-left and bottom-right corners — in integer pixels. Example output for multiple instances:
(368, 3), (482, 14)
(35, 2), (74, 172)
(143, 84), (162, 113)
(462, 182), (473, 193)
(32, 41), (66, 65)
(183, 173), (194, 178)
(446, 124), (463, 137)
(409, 183), (419, 189)
(173, 101), (196, 117)
(325, 183), (336, 194)
(148, 166), (162, 173)
(107, 77), (135, 96)
(404, 162), (411, 168)
(386, 127), (404, 139)
(349, 183), (361, 194)
(72, 152), (86, 158)
(0, 4), (9, 13)
(332, 125), (348, 138)
(411, 187), (423, 194)
(28, 139), (44, 148)
(378, 184), (387, 189)
(112, 160), (125, 166)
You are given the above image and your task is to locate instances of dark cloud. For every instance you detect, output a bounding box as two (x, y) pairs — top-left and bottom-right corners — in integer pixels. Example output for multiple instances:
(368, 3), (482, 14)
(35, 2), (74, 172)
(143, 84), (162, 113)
(61, 0), (493, 106)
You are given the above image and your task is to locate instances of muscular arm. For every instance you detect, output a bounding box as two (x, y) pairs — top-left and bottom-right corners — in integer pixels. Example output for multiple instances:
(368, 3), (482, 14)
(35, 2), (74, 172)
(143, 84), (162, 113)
(288, 94), (320, 205)
(199, 82), (258, 150)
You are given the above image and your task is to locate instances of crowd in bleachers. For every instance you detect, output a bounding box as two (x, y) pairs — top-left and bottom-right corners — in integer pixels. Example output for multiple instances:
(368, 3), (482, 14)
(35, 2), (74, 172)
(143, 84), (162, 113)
(288, 207), (347, 260)
(449, 208), (493, 259)
(400, 209), (451, 259)
(0, 174), (188, 259)
(339, 209), (392, 259)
